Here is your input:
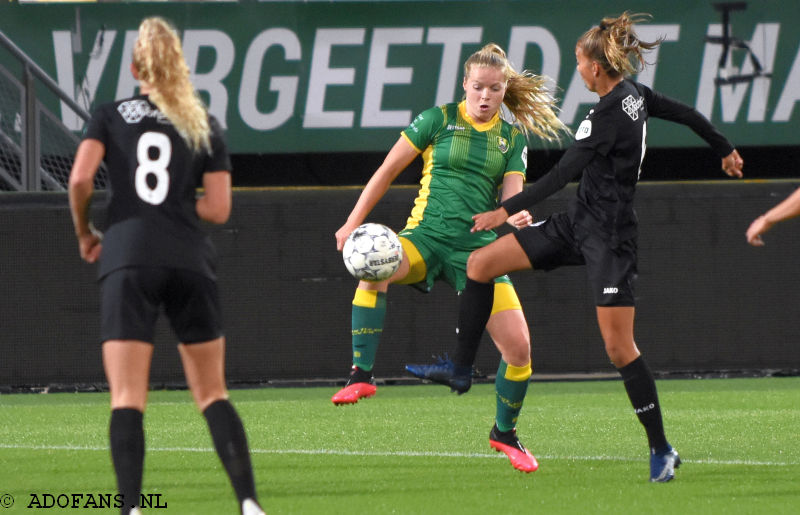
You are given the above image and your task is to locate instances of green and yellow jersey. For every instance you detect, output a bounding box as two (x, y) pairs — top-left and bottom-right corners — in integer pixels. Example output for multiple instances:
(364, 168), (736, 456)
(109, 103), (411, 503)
(399, 101), (528, 250)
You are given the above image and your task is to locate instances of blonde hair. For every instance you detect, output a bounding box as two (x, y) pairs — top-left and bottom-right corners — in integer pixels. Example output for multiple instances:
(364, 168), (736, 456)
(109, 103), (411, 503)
(463, 43), (570, 143)
(133, 17), (210, 152)
(578, 12), (663, 78)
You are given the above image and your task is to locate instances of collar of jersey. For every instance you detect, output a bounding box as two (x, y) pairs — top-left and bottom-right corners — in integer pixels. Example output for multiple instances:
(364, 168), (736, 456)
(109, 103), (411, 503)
(458, 101), (499, 132)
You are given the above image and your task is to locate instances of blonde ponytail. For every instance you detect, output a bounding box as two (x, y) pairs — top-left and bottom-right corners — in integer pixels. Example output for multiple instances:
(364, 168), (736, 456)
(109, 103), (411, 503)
(133, 17), (211, 152)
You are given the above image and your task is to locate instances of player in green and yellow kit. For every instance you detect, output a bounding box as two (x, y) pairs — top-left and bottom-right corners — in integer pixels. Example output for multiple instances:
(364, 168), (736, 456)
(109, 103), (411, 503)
(332, 43), (569, 472)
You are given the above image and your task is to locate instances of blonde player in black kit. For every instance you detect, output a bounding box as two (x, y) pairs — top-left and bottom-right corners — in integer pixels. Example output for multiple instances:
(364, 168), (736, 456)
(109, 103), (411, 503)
(415, 12), (744, 481)
(69, 17), (264, 515)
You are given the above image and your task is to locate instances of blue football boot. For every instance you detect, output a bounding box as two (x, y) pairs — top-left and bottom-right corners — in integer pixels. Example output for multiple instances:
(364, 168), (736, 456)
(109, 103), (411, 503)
(650, 445), (681, 482)
(405, 356), (472, 394)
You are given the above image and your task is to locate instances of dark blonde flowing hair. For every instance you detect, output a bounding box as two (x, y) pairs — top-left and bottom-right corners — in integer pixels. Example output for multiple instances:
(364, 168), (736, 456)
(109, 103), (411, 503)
(463, 43), (570, 143)
(133, 17), (210, 152)
(578, 12), (663, 78)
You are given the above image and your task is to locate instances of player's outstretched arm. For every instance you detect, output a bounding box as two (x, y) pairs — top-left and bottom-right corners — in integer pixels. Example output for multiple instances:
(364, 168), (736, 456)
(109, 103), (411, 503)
(746, 186), (800, 246)
(335, 137), (418, 251)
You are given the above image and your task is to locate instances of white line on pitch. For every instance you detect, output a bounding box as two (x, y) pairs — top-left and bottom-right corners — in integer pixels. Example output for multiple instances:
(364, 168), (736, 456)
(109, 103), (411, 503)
(0, 443), (796, 467)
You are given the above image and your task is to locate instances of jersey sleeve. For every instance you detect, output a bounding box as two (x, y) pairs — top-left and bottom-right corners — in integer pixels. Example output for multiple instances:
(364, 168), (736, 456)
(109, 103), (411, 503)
(83, 103), (110, 145)
(500, 105), (613, 215)
(639, 83), (734, 157)
(572, 106), (617, 157)
(401, 106), (445, 153)
(501, 144), (594, 215)
(504, 130), (528, 179)
(205, 116), (232, 172)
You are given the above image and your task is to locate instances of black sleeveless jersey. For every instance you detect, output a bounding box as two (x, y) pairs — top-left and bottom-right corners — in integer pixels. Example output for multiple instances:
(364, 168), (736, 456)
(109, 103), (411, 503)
(503, 79), (734, 244)
(83, 95), (231, 279)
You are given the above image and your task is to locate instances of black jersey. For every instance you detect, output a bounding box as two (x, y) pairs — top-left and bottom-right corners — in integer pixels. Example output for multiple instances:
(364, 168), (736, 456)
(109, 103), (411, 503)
(503, 79), (734, 243)
(83, 95), (231, 280)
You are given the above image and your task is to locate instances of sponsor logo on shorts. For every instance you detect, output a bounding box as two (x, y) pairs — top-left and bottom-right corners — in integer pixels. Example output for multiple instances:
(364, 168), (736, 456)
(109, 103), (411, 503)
(603, 287), (619, 294)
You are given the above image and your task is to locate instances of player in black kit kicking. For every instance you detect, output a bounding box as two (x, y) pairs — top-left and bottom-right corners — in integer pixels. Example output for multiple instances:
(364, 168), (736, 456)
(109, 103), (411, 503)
(410, 12), (744, 482)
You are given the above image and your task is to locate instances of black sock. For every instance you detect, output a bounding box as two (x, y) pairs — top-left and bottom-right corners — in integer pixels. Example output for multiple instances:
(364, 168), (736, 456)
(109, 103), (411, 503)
(348, 365), (373, 385)
(203, 399), (257, 504)
(617, 356), (669, 453)
(109, 408), (144, 515)
(453, 278), (494, 369)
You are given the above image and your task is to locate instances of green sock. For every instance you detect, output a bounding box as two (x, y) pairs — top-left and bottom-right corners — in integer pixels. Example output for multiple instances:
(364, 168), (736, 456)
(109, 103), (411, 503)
(351, 289), (387, 372)
(495, 360), (532, 432)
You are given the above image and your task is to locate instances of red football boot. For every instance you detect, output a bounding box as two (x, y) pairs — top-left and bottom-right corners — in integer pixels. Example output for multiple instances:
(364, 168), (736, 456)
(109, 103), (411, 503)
(489, 424), (539, 473)
(331, 366), (376, 405)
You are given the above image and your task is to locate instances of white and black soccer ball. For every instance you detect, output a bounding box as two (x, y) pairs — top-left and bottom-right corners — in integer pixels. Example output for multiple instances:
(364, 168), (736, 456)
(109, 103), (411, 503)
(342, 223), (403, 281)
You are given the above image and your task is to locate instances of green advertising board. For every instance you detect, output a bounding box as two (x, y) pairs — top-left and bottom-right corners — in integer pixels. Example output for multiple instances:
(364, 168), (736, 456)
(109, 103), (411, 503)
(1, 1), (798, 153)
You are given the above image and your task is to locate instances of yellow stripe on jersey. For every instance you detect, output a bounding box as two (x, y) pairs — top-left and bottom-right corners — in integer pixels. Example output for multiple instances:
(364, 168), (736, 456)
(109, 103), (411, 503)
(504, 361), (532, 382)
(405, 145), (434, 229)
(352, 288), (379, 308)
(491, 282), (523, 315)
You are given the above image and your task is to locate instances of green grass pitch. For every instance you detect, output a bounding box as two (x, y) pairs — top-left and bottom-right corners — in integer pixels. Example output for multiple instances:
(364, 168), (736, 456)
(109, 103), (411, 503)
(1, 377), (798, 514)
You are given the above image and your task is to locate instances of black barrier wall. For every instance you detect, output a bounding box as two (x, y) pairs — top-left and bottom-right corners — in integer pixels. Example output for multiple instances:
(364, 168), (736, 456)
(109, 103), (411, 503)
(1, 181), (799, 388)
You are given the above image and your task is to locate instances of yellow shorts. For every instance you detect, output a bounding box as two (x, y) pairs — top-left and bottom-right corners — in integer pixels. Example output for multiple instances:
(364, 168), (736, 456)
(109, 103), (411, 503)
(397, 236), (522, 315)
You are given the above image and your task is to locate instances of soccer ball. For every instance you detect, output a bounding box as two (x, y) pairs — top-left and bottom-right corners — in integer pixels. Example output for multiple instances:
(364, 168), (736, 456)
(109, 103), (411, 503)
(342, 223), (403, 281)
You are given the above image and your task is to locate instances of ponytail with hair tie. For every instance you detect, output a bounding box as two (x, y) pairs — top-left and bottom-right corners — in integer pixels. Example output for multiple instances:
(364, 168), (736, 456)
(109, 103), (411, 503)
(578, 12), (663, 78)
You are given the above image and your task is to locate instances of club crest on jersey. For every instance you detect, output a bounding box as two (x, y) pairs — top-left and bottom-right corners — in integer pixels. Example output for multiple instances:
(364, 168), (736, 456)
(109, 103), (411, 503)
(497, 136), (509, 153)
(622, 94), (644, 120)
(575, 119), (592, 140)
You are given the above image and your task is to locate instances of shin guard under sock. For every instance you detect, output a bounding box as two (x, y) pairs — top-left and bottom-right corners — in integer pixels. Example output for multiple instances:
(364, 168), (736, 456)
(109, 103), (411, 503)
(203, 399), (257, 503)
(618, 356), (669, 452)
(109, 408), (144, 514)
(453, 278), (494, 368)
(351, 289), (387, 371)
(495, 360), (532, 432)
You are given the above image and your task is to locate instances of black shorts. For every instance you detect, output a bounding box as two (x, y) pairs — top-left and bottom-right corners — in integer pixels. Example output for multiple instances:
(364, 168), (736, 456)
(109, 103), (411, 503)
(514, 212), (637, 306)
(100, 267), (223, 344)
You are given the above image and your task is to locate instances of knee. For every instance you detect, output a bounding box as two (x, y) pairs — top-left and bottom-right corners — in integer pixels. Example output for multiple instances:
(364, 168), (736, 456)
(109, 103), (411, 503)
(603, 339), (639, 368)
(489, 325), (531, 366)
(195, 393), (228, 413)
(191, 384), (228, 412)
(110, 395), (147, 412)
(466, 249), (492, 281)
(508, 348), (531, 367)
(603, 340), (622, 363)
(108, 385), (149, 412)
